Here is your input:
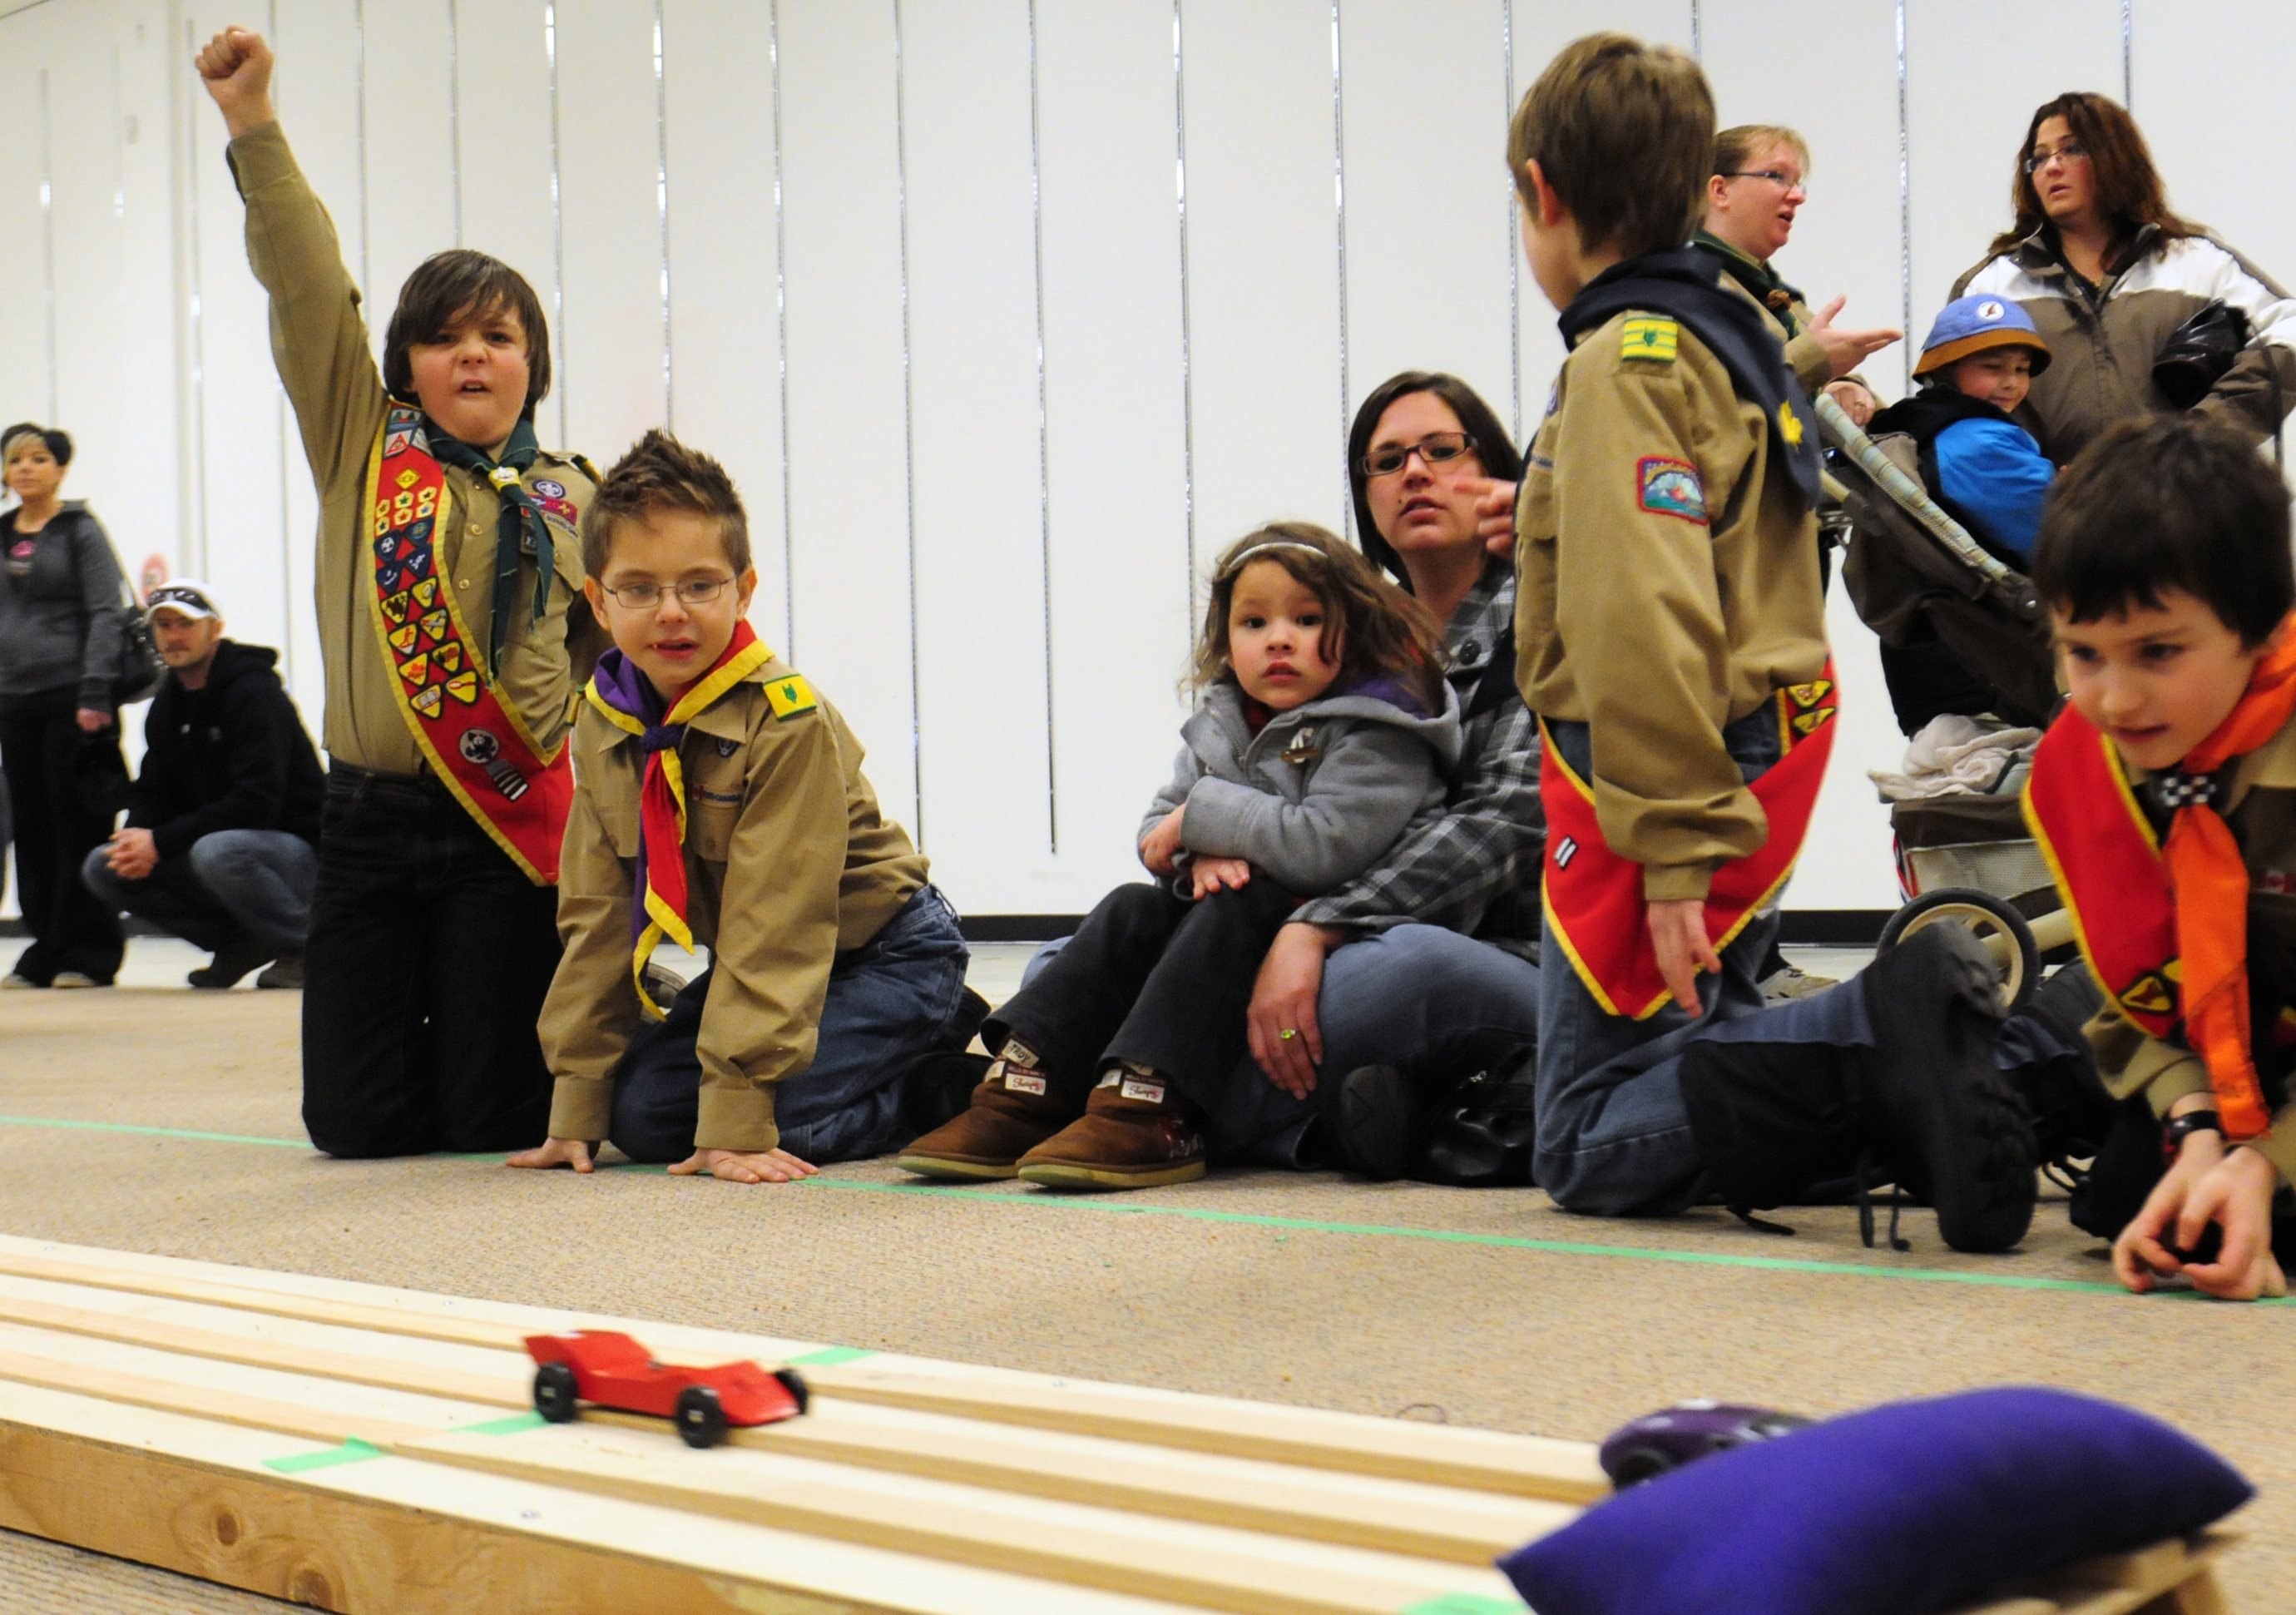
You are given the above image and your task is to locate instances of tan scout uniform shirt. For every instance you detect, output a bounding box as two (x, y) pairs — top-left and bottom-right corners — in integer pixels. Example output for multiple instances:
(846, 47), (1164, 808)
(1514, 312), (1828, 903)
(2081, 718), (2296, 1186)
(229, 121), (607, 780)
(541, 657), (929, 1154)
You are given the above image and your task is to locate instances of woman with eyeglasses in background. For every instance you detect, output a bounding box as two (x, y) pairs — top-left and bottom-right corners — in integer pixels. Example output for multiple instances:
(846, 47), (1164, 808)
(1952, 92), (2296, 466)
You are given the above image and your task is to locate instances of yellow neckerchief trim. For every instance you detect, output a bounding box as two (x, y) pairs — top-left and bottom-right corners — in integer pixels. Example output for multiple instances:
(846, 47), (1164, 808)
(2021, 721), (2164, 1026)
(581, 634), (778, 1016)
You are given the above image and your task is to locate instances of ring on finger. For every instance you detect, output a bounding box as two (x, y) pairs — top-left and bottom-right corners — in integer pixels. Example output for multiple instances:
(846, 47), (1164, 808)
(1279, 1028), (1299, 1042)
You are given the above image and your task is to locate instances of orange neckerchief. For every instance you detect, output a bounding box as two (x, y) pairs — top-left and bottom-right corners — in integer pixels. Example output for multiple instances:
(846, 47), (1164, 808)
(2165, 619), (2296, 1137)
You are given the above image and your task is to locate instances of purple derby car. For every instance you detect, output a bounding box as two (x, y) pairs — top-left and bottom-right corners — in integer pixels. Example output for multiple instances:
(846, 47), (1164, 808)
(1599, 1401), (1813, 1489)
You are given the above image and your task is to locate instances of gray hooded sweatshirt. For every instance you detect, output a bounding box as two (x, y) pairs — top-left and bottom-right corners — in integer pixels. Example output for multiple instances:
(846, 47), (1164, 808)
(1141, 675), (1463, 897)
(0, 503), (128, 707)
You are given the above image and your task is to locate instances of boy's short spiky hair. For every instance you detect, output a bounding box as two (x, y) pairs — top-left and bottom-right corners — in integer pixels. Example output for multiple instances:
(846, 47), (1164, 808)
(1508, 32), (1712, 260)
(2031, 414), (2293, 647)
(382, 250), (552, 422)
(581, 429), (753, 578)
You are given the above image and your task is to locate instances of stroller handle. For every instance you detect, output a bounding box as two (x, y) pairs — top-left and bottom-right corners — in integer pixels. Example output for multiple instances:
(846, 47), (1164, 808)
(1811, 390), (2016, 586)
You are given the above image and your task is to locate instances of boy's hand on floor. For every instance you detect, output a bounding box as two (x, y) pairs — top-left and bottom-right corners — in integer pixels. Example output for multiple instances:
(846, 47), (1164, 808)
(1461, 477), (1520, 557)
(1647, 899), (1720, 1018)
(1190, 855), (1251, 899)
(506, 1137), (594, 1172)
(195, 27), (276, 137)
(1140, 808), (1185, 875)
(669, 1147), (819, 1185)
(2120, 1139), (2288, 1300)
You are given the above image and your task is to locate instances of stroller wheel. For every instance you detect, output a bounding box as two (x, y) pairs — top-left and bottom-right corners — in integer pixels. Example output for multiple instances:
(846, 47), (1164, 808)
(1876, 887), (2041, 1015)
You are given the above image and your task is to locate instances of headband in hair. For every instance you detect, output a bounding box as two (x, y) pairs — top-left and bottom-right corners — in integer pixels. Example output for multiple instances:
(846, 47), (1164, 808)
(1214, 540), (1330, 582)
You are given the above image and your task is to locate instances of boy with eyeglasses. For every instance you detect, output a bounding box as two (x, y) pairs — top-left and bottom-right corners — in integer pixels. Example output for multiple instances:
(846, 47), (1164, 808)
(510, 432), (972, 1185)
(200, 27), (606, 1157)
(1504, 33), (2037, 1251)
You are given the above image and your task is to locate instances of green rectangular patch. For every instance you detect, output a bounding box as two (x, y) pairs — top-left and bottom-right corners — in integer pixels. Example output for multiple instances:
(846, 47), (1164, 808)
(784, 1345), (877, 1368)
(263, 1437), (386, 1474)
(1398, 1595), (1527, 1614)
(455, 1412), (549, 1436)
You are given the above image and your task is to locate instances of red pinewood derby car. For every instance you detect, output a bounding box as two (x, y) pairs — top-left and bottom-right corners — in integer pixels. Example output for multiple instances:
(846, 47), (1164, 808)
(524, 1330), (809, 1449)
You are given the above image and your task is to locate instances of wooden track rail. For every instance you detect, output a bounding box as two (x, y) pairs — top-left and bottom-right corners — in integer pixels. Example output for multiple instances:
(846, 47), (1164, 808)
(0, 1236), (2236, 1614)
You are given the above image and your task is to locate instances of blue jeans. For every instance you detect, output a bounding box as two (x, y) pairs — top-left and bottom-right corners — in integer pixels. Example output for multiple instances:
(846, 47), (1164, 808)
(1023, 921), (1542, 1165)
(609, 885), (971, 1164)
(82, 829), (318, 957)
(1531, 707), (1875, 1215)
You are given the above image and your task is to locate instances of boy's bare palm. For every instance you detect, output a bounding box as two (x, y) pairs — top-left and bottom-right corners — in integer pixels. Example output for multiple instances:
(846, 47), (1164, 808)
(195, 27), (276, 136)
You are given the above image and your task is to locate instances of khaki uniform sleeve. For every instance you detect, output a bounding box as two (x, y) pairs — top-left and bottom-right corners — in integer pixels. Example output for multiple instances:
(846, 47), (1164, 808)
(226, 121), (388, 503)
(691, 706), (852, 1153)
(2081, 1001), (2214, 1117)
(541, 743), (646, 1142)
(1551, 327), (1764, 902)
(1784, 330), (1833, 395)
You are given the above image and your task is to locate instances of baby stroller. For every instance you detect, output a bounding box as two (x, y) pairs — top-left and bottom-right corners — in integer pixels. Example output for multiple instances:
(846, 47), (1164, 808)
(1816, 392), (2076, 1013)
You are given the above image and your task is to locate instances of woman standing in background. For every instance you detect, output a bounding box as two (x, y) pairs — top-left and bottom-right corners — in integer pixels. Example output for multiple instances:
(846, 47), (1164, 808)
(0, 424), (128, 988)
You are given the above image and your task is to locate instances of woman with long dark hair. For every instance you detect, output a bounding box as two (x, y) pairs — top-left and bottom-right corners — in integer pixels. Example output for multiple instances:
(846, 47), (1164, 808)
(1952, 92), (2296, 463)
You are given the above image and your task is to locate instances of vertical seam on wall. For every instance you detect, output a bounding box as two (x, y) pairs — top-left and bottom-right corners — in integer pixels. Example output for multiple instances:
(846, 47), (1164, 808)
(446, 0), (463, 245)
(768, 0), (794, 658)
(270, 0), (289, 686)
(1027, 0), (1056, 854)
(893, 0), (924, 846)
(1330, 0), (1348, 533)
(1690, 0), (1702, 60)
(1501, 0), (1517, 443)
(1896, 0), (1912, 399)
(2122, 0), (2134, 110)
(546, 2), (567, 446)
(353, 0), (369, 297)
(654, 0), (672, 431)
(1173, 0), (1196, 638)
(182, 20), (210, 577)
(37, 67), (56, 422)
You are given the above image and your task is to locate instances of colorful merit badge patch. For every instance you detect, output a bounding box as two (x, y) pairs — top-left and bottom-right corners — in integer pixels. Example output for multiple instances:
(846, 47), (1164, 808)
(1620, 316), (1679, 364)
(1637, 456), (1705, 523)
(764, 674), (818, 719)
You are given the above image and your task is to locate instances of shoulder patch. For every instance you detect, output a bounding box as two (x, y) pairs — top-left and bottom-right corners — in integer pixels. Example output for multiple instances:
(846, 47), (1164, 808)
(764, 673), (819, 719)
(1619, 315), (1679, 364)
(1636, 456), (1706, 524)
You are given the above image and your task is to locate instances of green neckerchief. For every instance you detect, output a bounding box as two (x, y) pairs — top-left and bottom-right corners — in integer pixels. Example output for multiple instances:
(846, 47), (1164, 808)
(420, 416), (549, 675)
(1693, 229), (1806, 339)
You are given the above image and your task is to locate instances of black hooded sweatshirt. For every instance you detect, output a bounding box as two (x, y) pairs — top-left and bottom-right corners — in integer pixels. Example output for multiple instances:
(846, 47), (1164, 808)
(128, 640), (325, 860)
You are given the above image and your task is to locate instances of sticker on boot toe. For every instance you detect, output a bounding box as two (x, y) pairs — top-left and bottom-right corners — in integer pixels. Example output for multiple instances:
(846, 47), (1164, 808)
(1119, 1077), (1166, 1104)
(1003, 1072), (1047, 1096)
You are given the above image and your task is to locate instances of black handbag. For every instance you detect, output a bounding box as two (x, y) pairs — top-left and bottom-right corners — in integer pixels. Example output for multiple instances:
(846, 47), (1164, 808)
(108, 578), (164, 706)
(2153, 300), (2249, 409)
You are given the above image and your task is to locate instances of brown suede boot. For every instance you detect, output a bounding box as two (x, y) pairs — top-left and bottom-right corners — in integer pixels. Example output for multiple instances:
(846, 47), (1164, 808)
(895, 1041), (1078, 1181)
(1015, 1063), (1207, 1191)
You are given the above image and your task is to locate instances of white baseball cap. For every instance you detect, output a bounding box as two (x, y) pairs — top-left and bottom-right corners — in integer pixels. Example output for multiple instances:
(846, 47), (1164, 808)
(146, 578), (222, 621)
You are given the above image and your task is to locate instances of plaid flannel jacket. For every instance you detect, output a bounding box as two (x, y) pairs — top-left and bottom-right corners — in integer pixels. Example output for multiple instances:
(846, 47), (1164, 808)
(1292, 566), (1544, 958)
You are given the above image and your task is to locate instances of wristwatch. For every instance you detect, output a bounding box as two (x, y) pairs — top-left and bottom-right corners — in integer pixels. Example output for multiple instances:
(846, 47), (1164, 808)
(2161, 1108), (2224, 1162)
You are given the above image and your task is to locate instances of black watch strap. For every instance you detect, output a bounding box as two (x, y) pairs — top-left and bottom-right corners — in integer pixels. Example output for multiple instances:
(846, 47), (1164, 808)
(2162, 1109), (2225, 1159)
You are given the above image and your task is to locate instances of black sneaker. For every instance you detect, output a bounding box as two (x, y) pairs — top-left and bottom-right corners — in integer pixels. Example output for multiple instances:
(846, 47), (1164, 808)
(1853, 926), (2039, 1254)
(188, 936), (272, 991)
(1319, 1065), (1424, 1181)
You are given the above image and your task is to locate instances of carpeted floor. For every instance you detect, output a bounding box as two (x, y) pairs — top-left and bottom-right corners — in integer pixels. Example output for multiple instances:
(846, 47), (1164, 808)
(0, 942), (2287, 1613)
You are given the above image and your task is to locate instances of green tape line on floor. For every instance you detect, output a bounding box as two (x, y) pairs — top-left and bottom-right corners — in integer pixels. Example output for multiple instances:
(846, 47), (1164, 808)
(0, 1113), (311, 1149)
(262, 1437), (386, 1474)
(798, 1177), (2296, 1305)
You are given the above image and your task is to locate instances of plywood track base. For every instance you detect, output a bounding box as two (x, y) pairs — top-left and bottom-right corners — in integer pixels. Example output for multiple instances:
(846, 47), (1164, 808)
(0, 1235), (2236, 1615)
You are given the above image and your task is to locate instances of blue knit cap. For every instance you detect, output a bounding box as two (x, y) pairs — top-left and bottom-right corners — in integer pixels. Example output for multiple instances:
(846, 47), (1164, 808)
(1913, 294), (2051, 378)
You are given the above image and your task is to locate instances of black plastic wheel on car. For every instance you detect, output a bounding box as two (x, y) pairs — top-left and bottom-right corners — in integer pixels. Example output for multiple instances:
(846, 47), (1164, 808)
(1604, 1446), (1676, 1489)
(772, 1367), (811, 1417)
(1875, 886), (2042, 1015)
(532, 1362), (580, 1424)
(675, 1385), (728, 1449)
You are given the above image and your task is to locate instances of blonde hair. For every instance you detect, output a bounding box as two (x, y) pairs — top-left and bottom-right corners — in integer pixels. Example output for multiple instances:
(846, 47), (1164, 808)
(1188, 522), (1442, 710)
(1508, 32), (1713, 259)
(1713, 124), (1809, 176)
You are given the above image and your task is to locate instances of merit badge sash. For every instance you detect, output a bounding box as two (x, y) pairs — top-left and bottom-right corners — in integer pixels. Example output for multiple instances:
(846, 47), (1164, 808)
(2022, 628), (2296, 1141)
(585, 621), (774, 1017)
(364, 405), (572, 884)
(1541, 669), (1839, 1020)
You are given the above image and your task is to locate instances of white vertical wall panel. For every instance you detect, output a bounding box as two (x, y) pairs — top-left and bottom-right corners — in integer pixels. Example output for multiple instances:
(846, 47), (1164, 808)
(1705, 0), (1912, 909)
(775, 0), (918, 835)
(554, 0), (667, 463)
(1182, 2), (1347, 562)
(448, 0), (558, 432)
(1339, 0), (1512, 452)
(659, 0), (789, 642)
(1508, 0), (1695, 444)
(0, 23), (47, 430)
(1905, 0), (2122, 351)
(899, 0), (1052, 909)
(361, 0), (457, 346)
(1034, 0), (1190, 912)
(2131, 1), (2296, 300)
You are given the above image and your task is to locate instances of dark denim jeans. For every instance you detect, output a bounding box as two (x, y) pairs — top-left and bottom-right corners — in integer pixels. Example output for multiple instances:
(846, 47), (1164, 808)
(609, 885), (972, 1165)
(299, 762), (562, 1158)
(82, 829), (318, 956)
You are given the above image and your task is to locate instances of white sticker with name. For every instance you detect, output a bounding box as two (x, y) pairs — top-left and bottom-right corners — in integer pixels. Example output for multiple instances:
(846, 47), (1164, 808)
(1119, 1077), (1166, 1104)
(1004, 1072), (1047, 1096)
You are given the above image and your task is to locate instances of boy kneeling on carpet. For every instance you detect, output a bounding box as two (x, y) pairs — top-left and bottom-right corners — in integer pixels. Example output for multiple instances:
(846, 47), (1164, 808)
(509, 432), (971, 1185)
(2024, 413), (2296, 1300)
(899, 523), (1459, 1190)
